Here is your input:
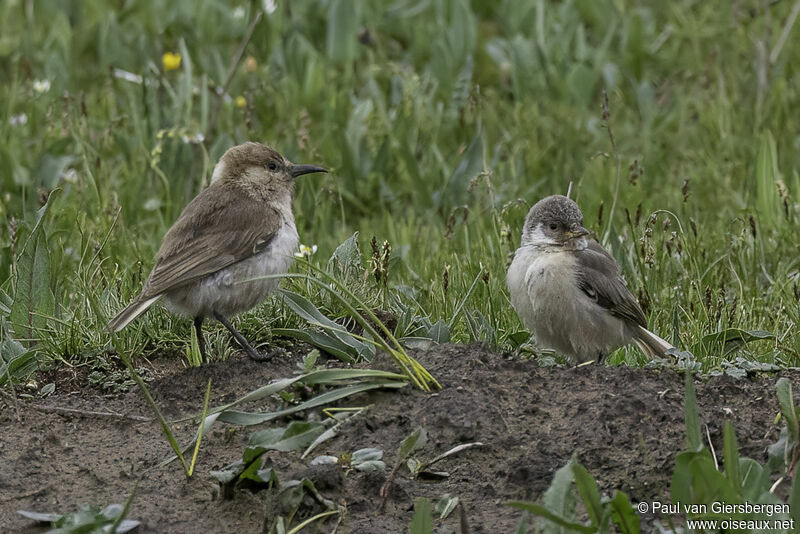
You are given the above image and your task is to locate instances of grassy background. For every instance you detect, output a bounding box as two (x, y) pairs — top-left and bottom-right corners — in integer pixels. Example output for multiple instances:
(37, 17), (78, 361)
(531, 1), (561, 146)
(1, 0), (799, 374)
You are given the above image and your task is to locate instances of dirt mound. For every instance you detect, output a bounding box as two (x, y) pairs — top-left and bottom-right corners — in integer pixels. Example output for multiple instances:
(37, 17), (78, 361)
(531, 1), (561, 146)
(0, 344), (792, 533)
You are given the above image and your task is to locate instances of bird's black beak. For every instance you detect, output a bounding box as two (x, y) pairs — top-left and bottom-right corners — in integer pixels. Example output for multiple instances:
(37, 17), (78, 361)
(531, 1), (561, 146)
(567, 225), (590, 239)
(290, 164), (328, 178)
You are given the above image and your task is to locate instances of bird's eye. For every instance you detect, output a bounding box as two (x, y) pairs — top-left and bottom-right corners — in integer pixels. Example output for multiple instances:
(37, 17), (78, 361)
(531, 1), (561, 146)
(549, 223), (558, 231)
(267, 163), (278, 171)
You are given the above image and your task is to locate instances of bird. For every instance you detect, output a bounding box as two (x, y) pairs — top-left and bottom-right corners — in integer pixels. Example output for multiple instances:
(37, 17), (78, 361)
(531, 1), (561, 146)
(506, 194), (674, 363)
(106, 142), (327, 363)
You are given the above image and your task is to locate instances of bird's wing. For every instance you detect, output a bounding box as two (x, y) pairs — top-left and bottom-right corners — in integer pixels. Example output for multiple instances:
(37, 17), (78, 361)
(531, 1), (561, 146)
(573, 240), (647, 327)
(140, 184), (285, 298)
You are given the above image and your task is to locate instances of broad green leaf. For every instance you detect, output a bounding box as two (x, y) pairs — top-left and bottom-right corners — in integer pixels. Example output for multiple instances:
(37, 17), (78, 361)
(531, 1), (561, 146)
(248, 421), (326, 452)
(240, 449), (279, 484)
(351, 448), (383, 463)
(352, 449), (385, 471)
(310, 455), (338, 466)
(17, 510), (62, 522)
(208, 376), (302, 414)
(0, 343), (36, 386)
(506, 330), (531, 348)
(326, 0), (360, 64)
(10, 191), (58, 344)
(410, 497), (433, 534)
(609, 492), (640, 534)
(327, 232), (362, 279)
(302, 410), (362, 459)
(407, 458), (422, 476)
(217, 382), (406, 426)
(17, 504), (140, 533)
(671, 450), (740, 511)
(738, 458), (771, 501)
(566, 63), (597, 106)
(572, 463), (603, 527)
(210, 460), (244, 484)
(428, 319), (450, 344)
(34, 153), (76, 189)
(440, 126), (483, 208)
(507, 501), (593, 533)
(399, 427), (428, 460)
(767, 427), (791, 473)
(539, 456), (579, 533)
(353, 460), (385, 472)
(435, 494), (459, 520)
(273, 328), (357, 363)
(278, 289), (374, 361)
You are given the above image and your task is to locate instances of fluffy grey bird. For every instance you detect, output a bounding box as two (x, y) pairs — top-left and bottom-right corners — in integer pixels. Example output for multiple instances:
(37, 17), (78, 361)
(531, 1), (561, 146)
(107, 142), (326, 363)
(506, 195), (673, 363)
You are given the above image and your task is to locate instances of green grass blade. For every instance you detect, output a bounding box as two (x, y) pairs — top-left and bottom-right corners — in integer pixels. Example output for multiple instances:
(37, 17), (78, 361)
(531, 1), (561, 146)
(791, 467), (800, 529)
(121, 356), (189, 475)
(684, 370), (702, 451)
(776, 378), (799, 442)
(722, 420), (741, 491)
(188, 378), (212, 476)
(301, 368), (408, 384)
(108, 489), (137, 533)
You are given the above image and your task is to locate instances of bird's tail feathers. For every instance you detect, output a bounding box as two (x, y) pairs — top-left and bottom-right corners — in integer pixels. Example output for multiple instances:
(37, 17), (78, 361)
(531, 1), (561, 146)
(106, 295), (161, 332)
(633, 326), (674, 358)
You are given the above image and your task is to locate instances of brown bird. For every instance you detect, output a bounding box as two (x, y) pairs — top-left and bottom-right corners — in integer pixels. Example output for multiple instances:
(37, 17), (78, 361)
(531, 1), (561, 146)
(506, 195), (674, 363)
(107, 142), (326, 363)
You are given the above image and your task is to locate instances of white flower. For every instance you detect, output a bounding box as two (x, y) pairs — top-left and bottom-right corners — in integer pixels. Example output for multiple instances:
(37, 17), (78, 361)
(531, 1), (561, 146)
(232, 6), (245, 19)
(262, 0), (277, 14)
(181, 132), (205, 144)
(113, 68), (143, 84)
(62, 169), (78, 183)
(294, 244), (318, 258)
(9, 113), (27, 126)
(33, 79), (51, 94)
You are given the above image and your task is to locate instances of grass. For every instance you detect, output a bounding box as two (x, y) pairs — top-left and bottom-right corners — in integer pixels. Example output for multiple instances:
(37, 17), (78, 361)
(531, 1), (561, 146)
(1, 0), (799, 375)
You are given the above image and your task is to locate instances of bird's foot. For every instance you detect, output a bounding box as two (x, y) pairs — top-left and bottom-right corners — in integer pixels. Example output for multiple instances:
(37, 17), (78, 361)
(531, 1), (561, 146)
(244, 346), (287, 362)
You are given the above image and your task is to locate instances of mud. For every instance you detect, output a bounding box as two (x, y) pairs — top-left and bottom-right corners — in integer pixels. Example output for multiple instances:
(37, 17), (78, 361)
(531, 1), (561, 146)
(0, 343), (794, 533)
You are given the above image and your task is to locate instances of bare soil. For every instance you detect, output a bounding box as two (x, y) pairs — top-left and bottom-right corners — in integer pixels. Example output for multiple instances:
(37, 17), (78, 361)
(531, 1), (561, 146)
(0, 343), (795, 533)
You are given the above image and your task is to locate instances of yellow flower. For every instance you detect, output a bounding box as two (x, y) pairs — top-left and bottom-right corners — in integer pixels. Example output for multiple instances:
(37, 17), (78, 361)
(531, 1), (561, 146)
(235, 95), (247, 108)
(162, 52), (182, 71)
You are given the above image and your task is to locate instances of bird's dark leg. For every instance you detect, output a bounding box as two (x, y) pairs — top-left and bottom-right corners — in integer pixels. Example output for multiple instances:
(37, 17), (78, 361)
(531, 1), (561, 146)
(596, 351), (606, 364)
(212, 311), (269, 361)
(194, 316), (207, 364)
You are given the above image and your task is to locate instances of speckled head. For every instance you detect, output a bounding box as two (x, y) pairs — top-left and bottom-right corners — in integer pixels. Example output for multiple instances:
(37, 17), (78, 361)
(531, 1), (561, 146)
(521, 195), (589, 247)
